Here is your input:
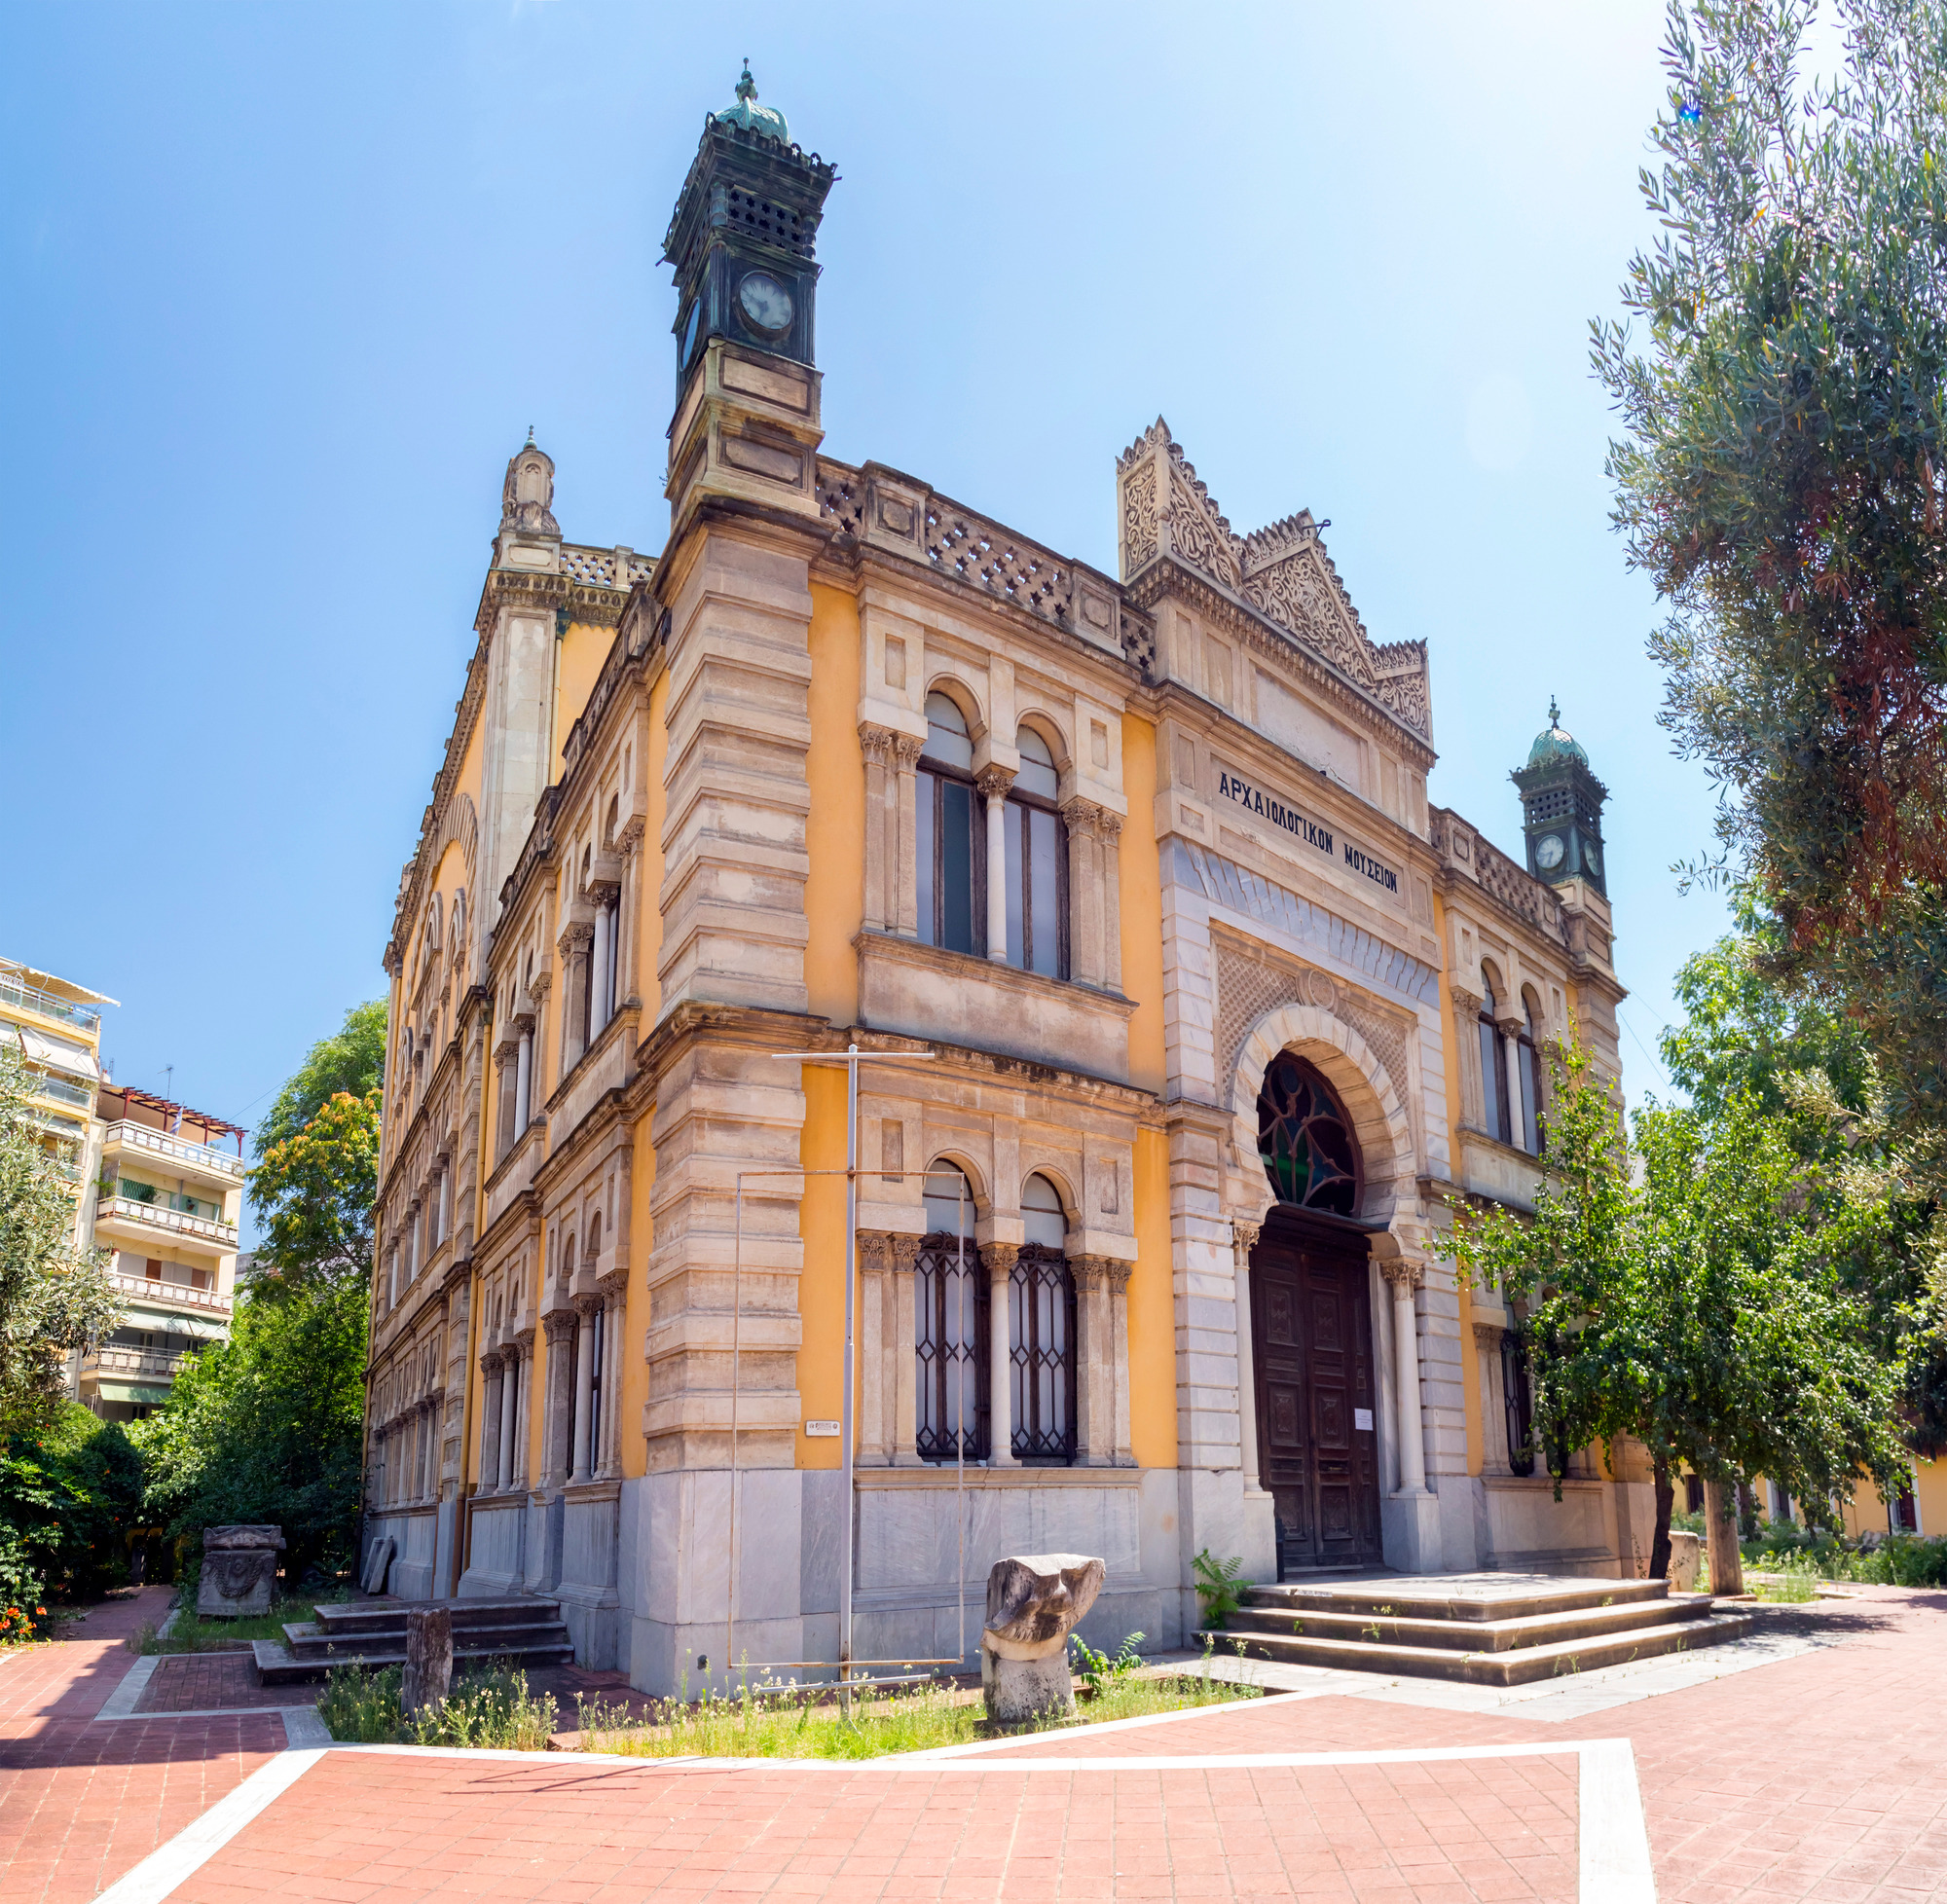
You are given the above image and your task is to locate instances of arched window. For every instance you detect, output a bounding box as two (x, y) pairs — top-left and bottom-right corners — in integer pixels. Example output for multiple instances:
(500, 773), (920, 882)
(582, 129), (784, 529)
(1257, 1054), (1359, 1215)
(916, 691), (981, 955)
(1004, 725), (1067, 977)
(916, 1162), (986, 1461)
(1010, 1173), (1077, 1461)
(1479, 970), (1512, 1145)
(1517, 990), (1543, 1155)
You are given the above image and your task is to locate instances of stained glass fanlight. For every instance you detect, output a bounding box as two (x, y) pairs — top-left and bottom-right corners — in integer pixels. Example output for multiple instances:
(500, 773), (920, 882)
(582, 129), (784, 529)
(1257, 1053), (1360, 1215)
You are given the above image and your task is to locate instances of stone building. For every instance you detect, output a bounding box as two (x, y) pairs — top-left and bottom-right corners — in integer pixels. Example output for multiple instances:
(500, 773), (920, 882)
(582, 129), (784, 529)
(362, 68), (1641, 1689)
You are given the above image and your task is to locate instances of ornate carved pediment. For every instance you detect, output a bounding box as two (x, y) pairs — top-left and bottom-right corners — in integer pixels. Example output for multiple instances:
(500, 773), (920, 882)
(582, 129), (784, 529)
(1116, 419), (1432, 745)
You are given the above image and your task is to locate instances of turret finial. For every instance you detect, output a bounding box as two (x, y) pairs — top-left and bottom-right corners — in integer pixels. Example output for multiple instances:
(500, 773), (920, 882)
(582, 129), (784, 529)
(525, 423), (535, 447)
(736, 58), (756, 103)
(1548, 694), (1561, 728)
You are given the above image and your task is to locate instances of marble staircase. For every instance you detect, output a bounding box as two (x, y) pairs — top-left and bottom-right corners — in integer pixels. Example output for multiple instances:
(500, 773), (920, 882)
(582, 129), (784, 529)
(252, 1595), (574, 1684)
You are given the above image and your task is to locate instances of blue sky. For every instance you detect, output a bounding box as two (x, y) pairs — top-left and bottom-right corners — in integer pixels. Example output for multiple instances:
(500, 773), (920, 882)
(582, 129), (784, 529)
(1, 0), (1728, 1207)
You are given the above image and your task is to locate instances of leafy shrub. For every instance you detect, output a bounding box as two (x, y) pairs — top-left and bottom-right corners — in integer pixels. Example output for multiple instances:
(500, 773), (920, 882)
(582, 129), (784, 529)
(1, 1403), (144, 1604)
(1071, 1629), (1145, 1695)
(0, 1527), (50, 1644)
(1193, 1550), (1246, 1629)
(1850, 1534), (1947, 1588)
(317, 1661), (557, 1749)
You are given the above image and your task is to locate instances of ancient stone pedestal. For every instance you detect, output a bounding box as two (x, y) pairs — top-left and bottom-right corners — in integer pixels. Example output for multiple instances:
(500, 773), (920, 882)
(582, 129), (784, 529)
(979, 1553), (1104, 1727)
(403, 1606), (454, 1716)
(197, 1524), (284, 1619)
(1667, 1530), (1702, 1593)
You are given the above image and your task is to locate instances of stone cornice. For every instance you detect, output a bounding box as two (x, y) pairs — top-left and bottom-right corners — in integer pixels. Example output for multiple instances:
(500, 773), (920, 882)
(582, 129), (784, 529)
(1125, 556), (1438, 773)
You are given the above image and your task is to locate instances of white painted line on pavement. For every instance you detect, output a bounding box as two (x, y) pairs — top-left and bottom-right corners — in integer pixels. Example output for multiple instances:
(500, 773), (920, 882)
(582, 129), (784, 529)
(1580, 1736), (1657, 1902)
(90, 1748), (323, 1904)
(93, 1656), (158, 1721)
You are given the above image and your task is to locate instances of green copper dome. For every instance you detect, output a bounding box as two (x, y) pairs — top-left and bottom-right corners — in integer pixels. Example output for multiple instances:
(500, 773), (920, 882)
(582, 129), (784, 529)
(1526, 697), (1588, 768)
(715, 61), (790, 144)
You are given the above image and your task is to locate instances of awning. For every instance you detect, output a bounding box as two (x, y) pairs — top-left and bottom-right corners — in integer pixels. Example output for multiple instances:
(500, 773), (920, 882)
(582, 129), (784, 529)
(14, 1024), (98, 1081)
(92, 1382), (172, 1406)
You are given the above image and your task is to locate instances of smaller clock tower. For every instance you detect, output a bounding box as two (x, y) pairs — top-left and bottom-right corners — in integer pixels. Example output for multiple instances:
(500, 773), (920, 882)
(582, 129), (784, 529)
(1512, 700), (1610, 897)
(661, 65), (837, 534)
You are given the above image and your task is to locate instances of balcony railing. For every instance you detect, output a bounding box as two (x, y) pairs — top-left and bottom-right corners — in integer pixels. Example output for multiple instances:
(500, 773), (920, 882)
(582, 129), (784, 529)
(106, 1269), (234, 1317)
(31, 1073), (95, 1111)
(95, 1194), (239, 1248)
(80, 1346), (189, 1380)
(0, 975), (102, 1035)
(103, 1120), (247, 1184)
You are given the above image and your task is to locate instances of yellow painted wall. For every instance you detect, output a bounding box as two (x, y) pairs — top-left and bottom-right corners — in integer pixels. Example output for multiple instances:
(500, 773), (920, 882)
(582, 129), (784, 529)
(639, 671), (669, 1022)
(1129, 1126), (1178, 1469)
(1120, 714), (1166, 1096)
(553, 620), (612, 773)
(1841, 1462), (1946, 1540)
(804, 583), (863, 1028)
(796, 1062), (848, 1468)
(621, 1117), (657, 1479)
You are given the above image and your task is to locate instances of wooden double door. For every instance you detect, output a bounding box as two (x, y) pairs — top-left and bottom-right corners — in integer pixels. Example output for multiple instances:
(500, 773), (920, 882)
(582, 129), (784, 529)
(1250, 1213), (1382, 1574)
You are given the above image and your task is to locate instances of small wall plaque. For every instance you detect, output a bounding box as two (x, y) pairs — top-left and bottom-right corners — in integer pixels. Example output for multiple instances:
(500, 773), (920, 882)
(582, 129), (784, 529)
(1353, 1409), (1375, 1432)
(804, 1419), (841, 1438)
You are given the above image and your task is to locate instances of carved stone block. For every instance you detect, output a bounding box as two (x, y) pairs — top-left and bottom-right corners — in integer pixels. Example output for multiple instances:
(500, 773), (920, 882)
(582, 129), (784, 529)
(403, 1606), (454, 1716)
(980, 1553), (1104, 1726)
(197, 1524), (284, 1619)
(1667, 1530), (1702, 1593)
(361, 1534), (396, 1597)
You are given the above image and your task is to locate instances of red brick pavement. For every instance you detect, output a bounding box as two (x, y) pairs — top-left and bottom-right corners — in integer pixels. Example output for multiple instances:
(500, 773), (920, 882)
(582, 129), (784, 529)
(0, 1588), (285, 1904)
(133, 1650), (317, 1714)
(164, 1745), (1581, 1903)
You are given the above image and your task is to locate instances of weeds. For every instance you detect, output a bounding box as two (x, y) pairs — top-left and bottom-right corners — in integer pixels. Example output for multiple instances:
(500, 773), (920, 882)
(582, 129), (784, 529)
(1070, 1629), (1145, 1695)
(129, 1593), (343, 1655)
(316, 1660), (558, 1749)
(1193, 1550), (1246, 1629)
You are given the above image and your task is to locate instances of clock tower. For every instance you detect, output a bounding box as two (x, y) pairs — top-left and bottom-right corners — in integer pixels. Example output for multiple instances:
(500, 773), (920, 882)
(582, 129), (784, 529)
(661, 64), (837, 534)
(1512, 700), (1610, 897)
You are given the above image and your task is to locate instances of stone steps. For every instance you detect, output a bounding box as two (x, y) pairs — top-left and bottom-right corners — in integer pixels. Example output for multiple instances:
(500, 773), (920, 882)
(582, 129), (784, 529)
(1200, 1570), (1755, 1687)
(251, 1594), (574, 1684)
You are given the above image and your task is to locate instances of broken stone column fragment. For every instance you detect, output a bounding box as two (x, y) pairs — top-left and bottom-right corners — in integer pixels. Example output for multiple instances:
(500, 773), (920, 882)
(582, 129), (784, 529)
(980, 1552), (1105, 1726)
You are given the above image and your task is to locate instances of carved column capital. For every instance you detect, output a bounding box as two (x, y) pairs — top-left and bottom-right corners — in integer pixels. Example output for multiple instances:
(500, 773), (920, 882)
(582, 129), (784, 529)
(858, 720), (895, 766)
(1472, 1321), (1504, 1348)
(541, 1302), (577, 1340)
(1379, 1257), (1426, 1295)
(975, 765), (1015, 801)
(890, 1234), (920, 1273)
(1231, 1219), (1262, 1265)
(1072, 1254), (1113, 1295)
(890, 733), (924, 771)
(1095, 808), (1123, 844)
(857, 1230), (892, 1273)
(479, 1348), (503, 1375)
(1105, 1261), (1133, 1297)
(1059, 795), (1103, 837)
(1449, 981), (1485, 1015)
(572, 1292), (602, 1321)
(979, 1241), (1018, 1279)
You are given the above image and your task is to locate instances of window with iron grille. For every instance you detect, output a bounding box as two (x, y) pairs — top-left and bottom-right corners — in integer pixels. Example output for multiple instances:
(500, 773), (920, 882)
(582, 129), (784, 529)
(1009, 1244), (1077, 1461)
(915, 1232), (988, 1461)
(1502, 1326), (1536, 1477)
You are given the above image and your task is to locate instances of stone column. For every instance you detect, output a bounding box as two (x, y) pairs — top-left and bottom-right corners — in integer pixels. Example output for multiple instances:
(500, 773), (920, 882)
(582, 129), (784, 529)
(1474, 1322), (1510, 1474)
(479, 1352), (503, 1494)
(497, 1344), (519, 1492)
(1231, 1221), (1263, 1492)
(570, 1296), (599, 1483)
(857, 1233), (889, 1465)
(542, 1309), (579, 1487)
(514, 1031), (533, 1137)
(1381, 1259), (1429, 1495)
(1073, 1256), (1115, 1466)
(1098, 810), (1123, 994)
(860, 727), (892, 934)
(1061, 800), (1102, 987)
(1450, 984), (1486, 1127)
(598, 1265), (628, 1477)
(893, 735), (922, 937)
(1108, 1262), (1134, 1466)
(982, 1243), (1018, 1467)
(590, 901), (612, 1039)
(512, 1332), (535, 1489)
(977, 766), (1013, 963)
(1499, 1014), (1526, 1148)
(891, 1235), (921, 1463)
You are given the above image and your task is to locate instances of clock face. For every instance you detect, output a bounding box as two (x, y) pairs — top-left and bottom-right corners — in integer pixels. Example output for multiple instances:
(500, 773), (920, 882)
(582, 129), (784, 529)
(680, 301), (702, 365)
(1536, 832), (1565, 870)
(1583, 841), (1602, 875)
(738, 271), (794, 336)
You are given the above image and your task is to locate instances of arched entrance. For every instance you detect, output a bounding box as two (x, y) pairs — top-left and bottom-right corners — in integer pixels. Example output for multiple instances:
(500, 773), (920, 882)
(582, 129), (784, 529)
(1250, 1053), (1382, 1574)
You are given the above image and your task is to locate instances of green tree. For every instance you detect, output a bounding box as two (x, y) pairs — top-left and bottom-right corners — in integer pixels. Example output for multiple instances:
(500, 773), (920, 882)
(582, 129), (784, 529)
(1440, 1040), (1914, 1578)
(0, 1044), (122, 1433)
(248, 1089), (381, 1297)
(1594, 0), (1947, 1160)
(254, 999), (386, 1154)
(1, 1402), (146, 1610)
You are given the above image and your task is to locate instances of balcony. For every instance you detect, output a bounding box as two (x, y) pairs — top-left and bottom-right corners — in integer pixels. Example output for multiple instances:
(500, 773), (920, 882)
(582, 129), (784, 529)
(31, 1072), (95, 1112)
(80, 1345), (190, 1381)
(95, 1193), (239, 1250)
(0, 974), (101, 1035)
(107, 1269), (234, 1318)
(103, 1119), (247, 1187)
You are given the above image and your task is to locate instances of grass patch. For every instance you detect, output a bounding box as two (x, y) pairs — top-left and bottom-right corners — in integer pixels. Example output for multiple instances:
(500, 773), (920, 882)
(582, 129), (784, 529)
(575, 1654), (1257, 1761)
(317, 1660), (558, 1749)
(131, 1593), (329, 1655)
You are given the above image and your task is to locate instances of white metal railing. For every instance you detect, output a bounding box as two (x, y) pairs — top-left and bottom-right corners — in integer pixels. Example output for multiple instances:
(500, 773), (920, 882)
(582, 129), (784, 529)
(31, 1072), (94, 1111)
(102, 1119), (246, 1183)
(94, 1194), (238, 1247)
(105, 1269), (233, 1316)
(80, 1346), (188, 1378)
(0, 975), (102, 1034)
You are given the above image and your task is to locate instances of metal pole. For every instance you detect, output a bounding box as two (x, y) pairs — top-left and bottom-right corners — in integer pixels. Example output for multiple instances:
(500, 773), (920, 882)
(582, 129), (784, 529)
(839, 1044), (860, 1710)
(727, 1178), (742, 1687)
